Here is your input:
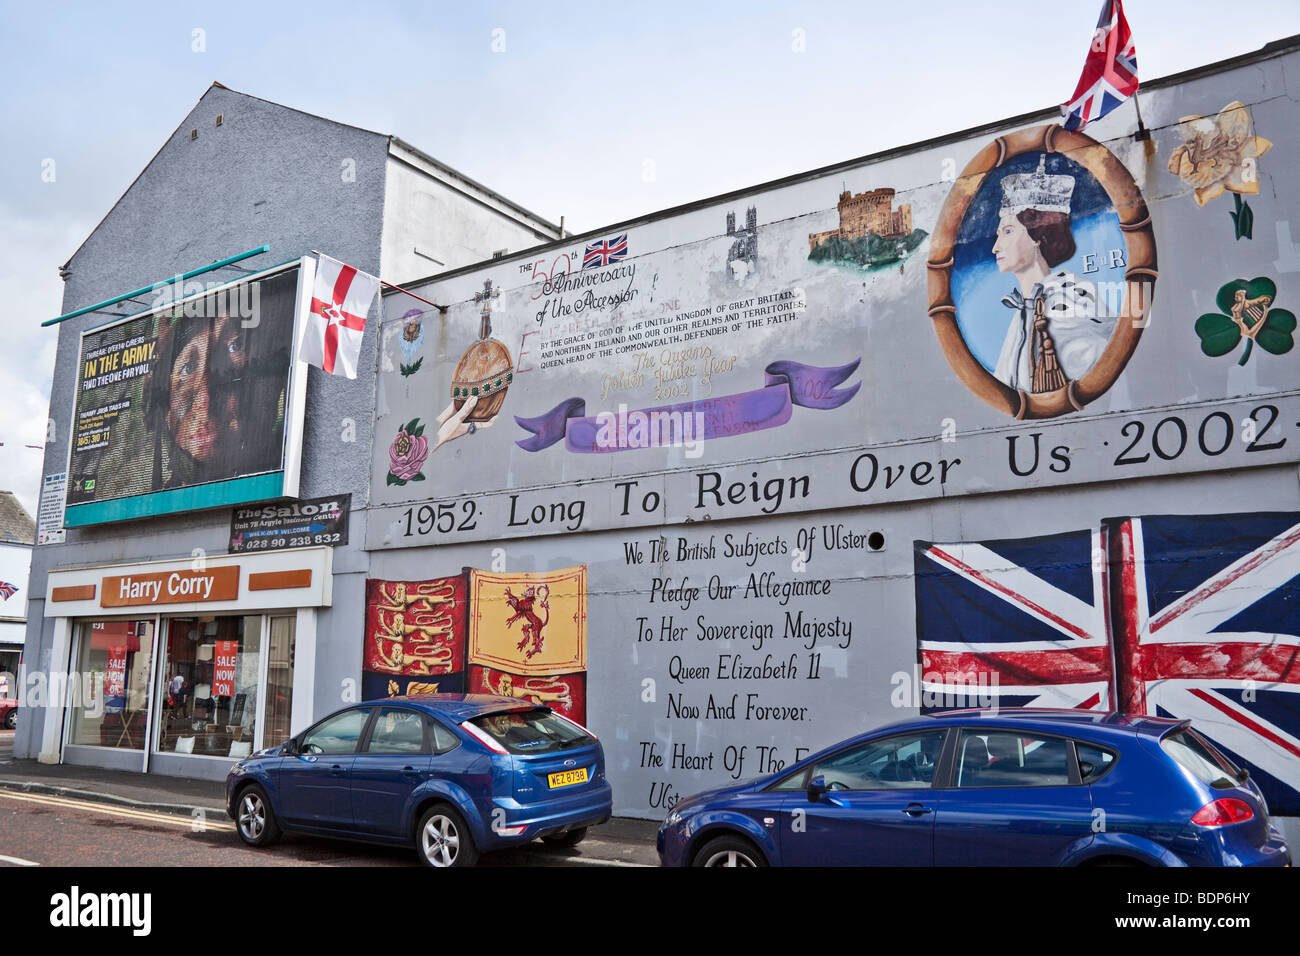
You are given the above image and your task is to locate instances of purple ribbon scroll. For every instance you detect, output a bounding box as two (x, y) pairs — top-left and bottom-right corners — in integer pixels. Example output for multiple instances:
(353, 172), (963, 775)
(514, 358), (860, 454)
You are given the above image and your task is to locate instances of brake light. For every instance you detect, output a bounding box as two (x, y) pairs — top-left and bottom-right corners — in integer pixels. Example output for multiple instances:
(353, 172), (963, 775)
(1191, 798), (1254, 827)
(461, 721), (509, 754)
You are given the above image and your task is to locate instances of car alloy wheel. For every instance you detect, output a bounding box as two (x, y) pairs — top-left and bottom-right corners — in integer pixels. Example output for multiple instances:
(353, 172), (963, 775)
(417, 806), (478, 868)
(234, 785), (281, 847)
(239, 793), (266, 841)
(705, 848), (757, 867)
(3, 710), (15, 730)
(694, 835), (765, 868)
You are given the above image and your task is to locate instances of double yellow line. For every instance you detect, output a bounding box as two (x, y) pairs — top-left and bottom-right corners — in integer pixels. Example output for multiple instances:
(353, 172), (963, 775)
(0, 787), (235, 832)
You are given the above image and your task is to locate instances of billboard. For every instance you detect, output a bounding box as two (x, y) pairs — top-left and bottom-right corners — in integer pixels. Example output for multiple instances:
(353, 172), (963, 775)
(64, 260), (312, 526)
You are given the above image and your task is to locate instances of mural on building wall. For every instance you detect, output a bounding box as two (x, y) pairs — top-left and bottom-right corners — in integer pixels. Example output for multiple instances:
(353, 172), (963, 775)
(927, 124), (1156, 420)
(914, 511), (1300, 814)
(364, 565), (588, 724)
(397, 309), (426, 377)
(1166, 101), (1272, 240)
(808, 186), (927, 271)
(358, 53), (1300, 821)
(1194, 277), (1295, 365)
(368, 73), (1298, 553)
(514, 356), (861, 454)
(385, 418), (429, 485)
(723, 207), (759, 281)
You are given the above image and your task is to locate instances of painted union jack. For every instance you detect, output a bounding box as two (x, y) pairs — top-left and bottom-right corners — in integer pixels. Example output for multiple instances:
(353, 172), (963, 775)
(582, 234), (628, 270)
(1060, 0), (1139, 132)
(915, 513), (1300, 814)
(0, 581), (16, 601)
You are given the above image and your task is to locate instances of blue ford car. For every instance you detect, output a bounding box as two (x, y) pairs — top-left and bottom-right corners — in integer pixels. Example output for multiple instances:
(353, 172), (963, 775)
(658, 709), (1292, 867)
(226, 694), (611, 866)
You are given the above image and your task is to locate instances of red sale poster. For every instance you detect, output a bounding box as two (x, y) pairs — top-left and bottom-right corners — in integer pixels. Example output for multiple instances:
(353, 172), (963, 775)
(213, 640), (239, 697)
(105, 644), (127, 714)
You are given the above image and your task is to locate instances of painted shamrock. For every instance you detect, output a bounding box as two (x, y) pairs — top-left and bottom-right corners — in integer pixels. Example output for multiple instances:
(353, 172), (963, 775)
(387, 418), (429, 485)
(1194, 277), (1295, 366)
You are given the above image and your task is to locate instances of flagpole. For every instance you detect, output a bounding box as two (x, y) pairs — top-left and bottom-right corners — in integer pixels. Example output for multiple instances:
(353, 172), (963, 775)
(380, 279), (447, 313)
(307, 251), (447, 312)
(1132, 89), (1151, 141)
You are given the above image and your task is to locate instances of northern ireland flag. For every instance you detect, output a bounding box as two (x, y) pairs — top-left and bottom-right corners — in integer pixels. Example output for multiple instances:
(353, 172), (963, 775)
(1060, 0), (1139, 132)
(298, 254), (380, 379)
(914, 512), (1300, 814)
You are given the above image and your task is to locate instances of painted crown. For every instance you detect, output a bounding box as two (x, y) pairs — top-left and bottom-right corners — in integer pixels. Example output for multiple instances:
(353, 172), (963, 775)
(1000, 155), (1075, 215)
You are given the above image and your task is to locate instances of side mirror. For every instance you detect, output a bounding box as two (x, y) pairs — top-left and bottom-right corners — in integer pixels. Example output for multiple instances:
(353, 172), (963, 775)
(808, 774), (828, 801)
(282, 737), (298, 756)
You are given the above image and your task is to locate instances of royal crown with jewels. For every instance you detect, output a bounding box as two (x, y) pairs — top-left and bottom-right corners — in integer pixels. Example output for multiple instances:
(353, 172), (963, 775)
(1000, 155), (1075, 215)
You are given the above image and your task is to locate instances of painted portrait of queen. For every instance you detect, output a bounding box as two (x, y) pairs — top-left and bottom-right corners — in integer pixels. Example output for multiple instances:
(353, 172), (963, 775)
(927, 125), (1155, 420)
(987, 155), (1117, 394)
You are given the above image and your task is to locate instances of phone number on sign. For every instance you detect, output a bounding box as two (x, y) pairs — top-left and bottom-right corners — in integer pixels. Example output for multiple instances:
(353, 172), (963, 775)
(237, 532), (344, 551)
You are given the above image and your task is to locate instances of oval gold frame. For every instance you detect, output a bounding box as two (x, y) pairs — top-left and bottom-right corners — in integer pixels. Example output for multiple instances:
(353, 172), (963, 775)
(926, 125), (1157, 419)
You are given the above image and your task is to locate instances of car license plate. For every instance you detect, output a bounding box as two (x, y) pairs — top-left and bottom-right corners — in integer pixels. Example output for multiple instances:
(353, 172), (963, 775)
(548, 768), (589, 789)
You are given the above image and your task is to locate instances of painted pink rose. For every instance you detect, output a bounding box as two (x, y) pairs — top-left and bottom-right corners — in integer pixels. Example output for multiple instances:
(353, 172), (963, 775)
(388, 425), (428, 482)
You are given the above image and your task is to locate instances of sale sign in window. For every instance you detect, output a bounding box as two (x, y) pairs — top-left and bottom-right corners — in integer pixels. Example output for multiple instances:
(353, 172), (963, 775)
(105, 644), (127, 714)
(213, 640), (239, 697)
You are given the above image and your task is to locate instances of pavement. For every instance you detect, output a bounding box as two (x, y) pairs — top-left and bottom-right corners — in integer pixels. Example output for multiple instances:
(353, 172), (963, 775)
(0, 730), (662, 866)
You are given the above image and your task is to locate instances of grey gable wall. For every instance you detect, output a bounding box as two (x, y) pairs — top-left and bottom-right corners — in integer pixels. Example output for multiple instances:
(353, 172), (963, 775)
(17, 85), (390, 763)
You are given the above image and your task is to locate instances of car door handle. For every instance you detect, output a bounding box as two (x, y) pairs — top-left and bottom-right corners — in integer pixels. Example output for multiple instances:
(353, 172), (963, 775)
(329, 764), (346, 775)
(902, 803), (933, 817)
(401, 766), (421, 778)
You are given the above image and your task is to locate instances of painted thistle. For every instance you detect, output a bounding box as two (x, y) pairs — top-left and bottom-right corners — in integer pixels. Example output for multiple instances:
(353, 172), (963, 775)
(398, 310), (425, 376)
(1194, 277), (1295, 366)
(386, 418), (429, 485)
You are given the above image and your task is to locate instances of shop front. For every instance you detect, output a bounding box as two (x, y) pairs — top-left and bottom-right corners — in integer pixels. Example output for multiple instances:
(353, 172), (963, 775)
(37, 547), (331, 779)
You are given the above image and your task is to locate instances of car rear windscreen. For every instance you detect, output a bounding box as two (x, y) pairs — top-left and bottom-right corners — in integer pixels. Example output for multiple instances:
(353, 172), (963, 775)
(1160, 728), (1241, 789)
(469, 709), (593, 755)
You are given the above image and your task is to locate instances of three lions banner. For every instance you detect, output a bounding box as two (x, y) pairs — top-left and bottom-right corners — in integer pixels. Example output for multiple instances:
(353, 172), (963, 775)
(363, 565), (588, 724)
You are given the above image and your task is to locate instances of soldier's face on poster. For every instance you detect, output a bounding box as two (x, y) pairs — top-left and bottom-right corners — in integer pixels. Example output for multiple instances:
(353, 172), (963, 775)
(164, 313), (253, 466)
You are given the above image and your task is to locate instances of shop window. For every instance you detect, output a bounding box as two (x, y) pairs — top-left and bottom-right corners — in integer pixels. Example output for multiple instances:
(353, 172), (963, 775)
(262, 616), (295, 749)
(156, 615), (262, 758)
(68, 619), (155, 750)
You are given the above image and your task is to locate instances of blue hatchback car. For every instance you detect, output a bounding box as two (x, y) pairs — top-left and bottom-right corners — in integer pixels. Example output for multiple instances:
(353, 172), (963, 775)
(657, 709), (1292, 867)
(226, 694), (611, 866)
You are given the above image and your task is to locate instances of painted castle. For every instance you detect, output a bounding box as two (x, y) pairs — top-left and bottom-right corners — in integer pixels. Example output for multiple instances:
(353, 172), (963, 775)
(808, 187), (913, 252)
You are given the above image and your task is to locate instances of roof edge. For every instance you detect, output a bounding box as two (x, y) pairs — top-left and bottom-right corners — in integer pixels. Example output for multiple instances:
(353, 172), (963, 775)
(392, 34), (1300, 292)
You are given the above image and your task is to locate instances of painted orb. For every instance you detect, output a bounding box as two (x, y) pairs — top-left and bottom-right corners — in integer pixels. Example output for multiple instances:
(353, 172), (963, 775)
(451, 338), (514, 422)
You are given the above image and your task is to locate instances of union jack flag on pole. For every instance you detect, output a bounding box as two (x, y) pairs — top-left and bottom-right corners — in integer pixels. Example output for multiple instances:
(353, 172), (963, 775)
(1060, 0), (1139, 132)
(582, 234), (628, 270)
(915, 513), (1300, 814)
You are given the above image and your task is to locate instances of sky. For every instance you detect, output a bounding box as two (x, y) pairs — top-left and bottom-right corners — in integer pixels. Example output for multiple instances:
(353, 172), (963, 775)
(2, 0), (1298, 516)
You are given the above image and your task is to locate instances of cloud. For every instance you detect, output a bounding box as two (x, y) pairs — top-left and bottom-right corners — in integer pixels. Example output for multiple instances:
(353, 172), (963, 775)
(0, 203), (82, 516)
